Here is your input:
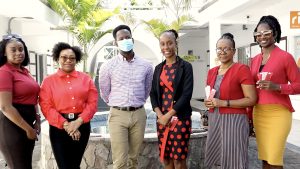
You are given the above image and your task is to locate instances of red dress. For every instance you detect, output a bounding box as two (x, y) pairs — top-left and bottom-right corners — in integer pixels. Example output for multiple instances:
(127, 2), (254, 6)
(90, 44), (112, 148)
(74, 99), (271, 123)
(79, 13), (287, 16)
(157, 63), (191, 160)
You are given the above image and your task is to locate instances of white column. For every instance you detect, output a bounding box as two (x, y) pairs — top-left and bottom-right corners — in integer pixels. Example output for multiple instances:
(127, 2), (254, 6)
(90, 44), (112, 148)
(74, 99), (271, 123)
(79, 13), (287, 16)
(209, 20), (221, 68)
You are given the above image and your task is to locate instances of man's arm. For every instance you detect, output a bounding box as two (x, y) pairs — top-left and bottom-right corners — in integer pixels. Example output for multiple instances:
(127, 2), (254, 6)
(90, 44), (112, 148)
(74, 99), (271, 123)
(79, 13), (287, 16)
(98, 63), (111, 103)
(144, 65), (153, 100)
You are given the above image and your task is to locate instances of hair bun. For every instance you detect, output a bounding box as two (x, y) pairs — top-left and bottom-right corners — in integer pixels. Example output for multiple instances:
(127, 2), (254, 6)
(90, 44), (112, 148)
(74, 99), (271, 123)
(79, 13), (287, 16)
(169, 29), (178, 39)
(222, 33), (234, 39)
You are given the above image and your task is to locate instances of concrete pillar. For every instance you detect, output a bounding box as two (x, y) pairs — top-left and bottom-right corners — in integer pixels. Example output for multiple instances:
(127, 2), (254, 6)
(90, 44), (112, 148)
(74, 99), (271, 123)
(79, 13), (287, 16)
(209, 20), (221, 68)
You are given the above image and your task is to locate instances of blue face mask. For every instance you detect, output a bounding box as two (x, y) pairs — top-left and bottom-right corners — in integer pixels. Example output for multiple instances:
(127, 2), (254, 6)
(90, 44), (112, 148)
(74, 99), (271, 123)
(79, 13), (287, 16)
(117, 38), (133, 52)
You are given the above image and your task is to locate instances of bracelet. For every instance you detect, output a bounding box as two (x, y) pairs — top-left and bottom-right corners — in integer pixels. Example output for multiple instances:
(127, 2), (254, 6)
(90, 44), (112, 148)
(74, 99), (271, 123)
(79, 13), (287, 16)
(227, 100), (230, 107)
(279, 85), (281, 91)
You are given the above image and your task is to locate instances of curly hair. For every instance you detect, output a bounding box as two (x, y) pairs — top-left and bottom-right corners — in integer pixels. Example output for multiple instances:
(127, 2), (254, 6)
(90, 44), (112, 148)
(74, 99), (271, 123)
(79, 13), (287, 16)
(0, 37), (30, 67)
(112, 25), (132, 40)
(253, 15), (281, 43)
(52, 42), (82, 63)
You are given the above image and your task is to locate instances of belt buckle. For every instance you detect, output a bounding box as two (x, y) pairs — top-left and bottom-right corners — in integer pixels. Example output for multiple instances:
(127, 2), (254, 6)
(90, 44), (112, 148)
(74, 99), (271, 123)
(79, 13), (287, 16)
(68, 113), (75, 119)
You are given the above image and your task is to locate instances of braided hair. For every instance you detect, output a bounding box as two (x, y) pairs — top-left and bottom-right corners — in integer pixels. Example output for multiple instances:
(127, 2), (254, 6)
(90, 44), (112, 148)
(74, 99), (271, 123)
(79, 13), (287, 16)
(253, 15), (281, 43)
(161, 29), (178, 40)
(160, 29), (179, 55)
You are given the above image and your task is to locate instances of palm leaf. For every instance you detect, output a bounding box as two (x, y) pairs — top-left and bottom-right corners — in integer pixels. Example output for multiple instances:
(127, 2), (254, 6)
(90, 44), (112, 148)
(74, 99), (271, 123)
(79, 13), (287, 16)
(142, 19), (170, 39)
(47, 0), (119, 71)
(118, 12), (137, 26)
(161, 0), (192, 16)
(170, 14), (195, 30)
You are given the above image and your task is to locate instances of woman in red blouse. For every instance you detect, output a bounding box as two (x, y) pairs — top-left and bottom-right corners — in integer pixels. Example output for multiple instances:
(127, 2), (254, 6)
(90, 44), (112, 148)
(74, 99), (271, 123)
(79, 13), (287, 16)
(204, 33), (257, 169)
(251, 15), (300, 169)
(0, 34), (40, 169)
(39, 42), (98, 169)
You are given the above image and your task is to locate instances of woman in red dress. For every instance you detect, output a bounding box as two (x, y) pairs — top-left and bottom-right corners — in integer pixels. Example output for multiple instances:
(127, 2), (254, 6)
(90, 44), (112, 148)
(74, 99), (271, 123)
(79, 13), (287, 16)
(150, 29), (194, 169)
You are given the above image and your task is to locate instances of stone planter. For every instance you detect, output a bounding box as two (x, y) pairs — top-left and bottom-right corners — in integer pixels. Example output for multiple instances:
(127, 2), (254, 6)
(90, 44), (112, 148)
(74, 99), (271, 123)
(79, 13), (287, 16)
(41, 122), (207, 169)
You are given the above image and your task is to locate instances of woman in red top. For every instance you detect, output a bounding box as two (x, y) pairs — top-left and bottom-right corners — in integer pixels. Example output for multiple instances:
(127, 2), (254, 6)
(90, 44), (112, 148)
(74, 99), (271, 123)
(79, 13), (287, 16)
(39, 42), (98, 169)
(204, 33), (257, 169)
(251, 15), (300, 169)
(0, 34), (40, 169)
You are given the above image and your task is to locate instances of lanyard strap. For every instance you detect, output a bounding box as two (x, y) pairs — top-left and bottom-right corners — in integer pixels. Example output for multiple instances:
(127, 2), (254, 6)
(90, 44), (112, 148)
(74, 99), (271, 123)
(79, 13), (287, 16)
(160, 116), (178, 162)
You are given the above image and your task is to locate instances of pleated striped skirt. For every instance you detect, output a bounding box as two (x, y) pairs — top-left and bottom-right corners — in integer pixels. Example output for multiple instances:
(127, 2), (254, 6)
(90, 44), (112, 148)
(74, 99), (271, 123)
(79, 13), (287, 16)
(253, 104), (292, 166)
(205, 109), (249, 169)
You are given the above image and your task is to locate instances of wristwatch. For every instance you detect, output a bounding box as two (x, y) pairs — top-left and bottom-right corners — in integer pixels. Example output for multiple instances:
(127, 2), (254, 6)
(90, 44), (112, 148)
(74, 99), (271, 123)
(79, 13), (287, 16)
(227, 100), (230, 107)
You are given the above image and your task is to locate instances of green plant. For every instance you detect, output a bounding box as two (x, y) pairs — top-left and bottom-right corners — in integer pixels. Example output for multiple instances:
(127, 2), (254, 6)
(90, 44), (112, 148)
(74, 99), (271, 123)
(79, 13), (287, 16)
(47, 0), (119, 72)
(142, 0), (195, 39)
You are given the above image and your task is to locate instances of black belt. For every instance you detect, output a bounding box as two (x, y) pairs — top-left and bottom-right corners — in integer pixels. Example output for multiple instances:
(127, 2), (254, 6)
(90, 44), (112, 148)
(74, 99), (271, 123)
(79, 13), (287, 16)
(60, 112), (80, 120)
(112, 106), (143, 111)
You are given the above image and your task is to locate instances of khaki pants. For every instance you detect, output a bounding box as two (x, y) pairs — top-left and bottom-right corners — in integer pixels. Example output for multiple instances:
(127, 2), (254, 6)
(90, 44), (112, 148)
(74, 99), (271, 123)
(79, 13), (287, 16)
(108, 107), (146, 169)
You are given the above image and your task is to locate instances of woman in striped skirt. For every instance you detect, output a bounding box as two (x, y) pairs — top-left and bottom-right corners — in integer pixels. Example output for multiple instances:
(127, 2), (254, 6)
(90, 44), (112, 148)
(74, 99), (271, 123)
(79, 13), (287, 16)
(204, 33), (257, 169)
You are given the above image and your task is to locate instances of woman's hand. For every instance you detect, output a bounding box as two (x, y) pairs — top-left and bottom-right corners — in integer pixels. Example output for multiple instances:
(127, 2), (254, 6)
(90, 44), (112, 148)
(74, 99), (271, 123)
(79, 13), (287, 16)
(249, 120), (256, 137)
(204, 99), (214, 108)
(157, 114), (171, 126)
(34, 113), (41, 135)
(256, 80), (280, 91)
(26, 127), (38, 140)
(70, 130), (81, 141)
(205, 98), (225, 108)
(154, 107), (163, 119)
(64, 118), (83, 136)
(34, 120), (41, 135)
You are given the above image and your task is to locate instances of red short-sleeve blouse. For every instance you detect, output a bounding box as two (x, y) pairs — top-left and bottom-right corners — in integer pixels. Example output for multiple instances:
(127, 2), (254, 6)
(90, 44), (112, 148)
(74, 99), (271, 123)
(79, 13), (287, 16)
(0, 63), (40, 104)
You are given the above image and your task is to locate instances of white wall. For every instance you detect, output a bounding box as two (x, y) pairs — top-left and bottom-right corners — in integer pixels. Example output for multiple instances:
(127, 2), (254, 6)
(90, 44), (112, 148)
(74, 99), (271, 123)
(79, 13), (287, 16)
(221, 24), (256, 48)
(179, 34), (209, 99)
(0, 16), (8, 35)
(22, 31), (70, 54)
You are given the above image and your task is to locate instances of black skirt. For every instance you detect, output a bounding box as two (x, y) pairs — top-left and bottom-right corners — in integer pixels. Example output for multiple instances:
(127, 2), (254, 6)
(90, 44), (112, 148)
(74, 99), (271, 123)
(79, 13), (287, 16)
(0, 104), (36, 169)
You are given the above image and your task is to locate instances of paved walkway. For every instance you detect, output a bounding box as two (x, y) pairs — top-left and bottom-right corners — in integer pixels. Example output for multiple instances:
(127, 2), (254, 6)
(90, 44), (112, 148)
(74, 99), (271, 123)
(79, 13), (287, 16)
(0, 136), (41, 169)
(0, 99), (299, 168)
(192, 99), (300, 168)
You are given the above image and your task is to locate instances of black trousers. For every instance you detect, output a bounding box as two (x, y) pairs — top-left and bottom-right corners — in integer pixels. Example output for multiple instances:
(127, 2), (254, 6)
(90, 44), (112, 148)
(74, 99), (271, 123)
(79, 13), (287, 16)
(49, 122), (90, 169)
(0, 104), (36, 169)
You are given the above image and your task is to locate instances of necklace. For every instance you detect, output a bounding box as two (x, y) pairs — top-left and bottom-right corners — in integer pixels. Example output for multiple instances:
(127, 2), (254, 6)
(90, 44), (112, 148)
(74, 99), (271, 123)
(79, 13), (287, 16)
(262, 53), (271, 65)
(219, 62), (234, 72)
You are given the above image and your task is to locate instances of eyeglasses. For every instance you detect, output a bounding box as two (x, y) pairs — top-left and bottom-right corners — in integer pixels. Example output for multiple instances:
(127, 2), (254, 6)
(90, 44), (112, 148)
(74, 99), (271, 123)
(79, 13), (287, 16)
(253, 30), (272, 38)
(2, 34), (22, 40)
(59, 56), (76, 62)
(216, 47), (235, 54)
